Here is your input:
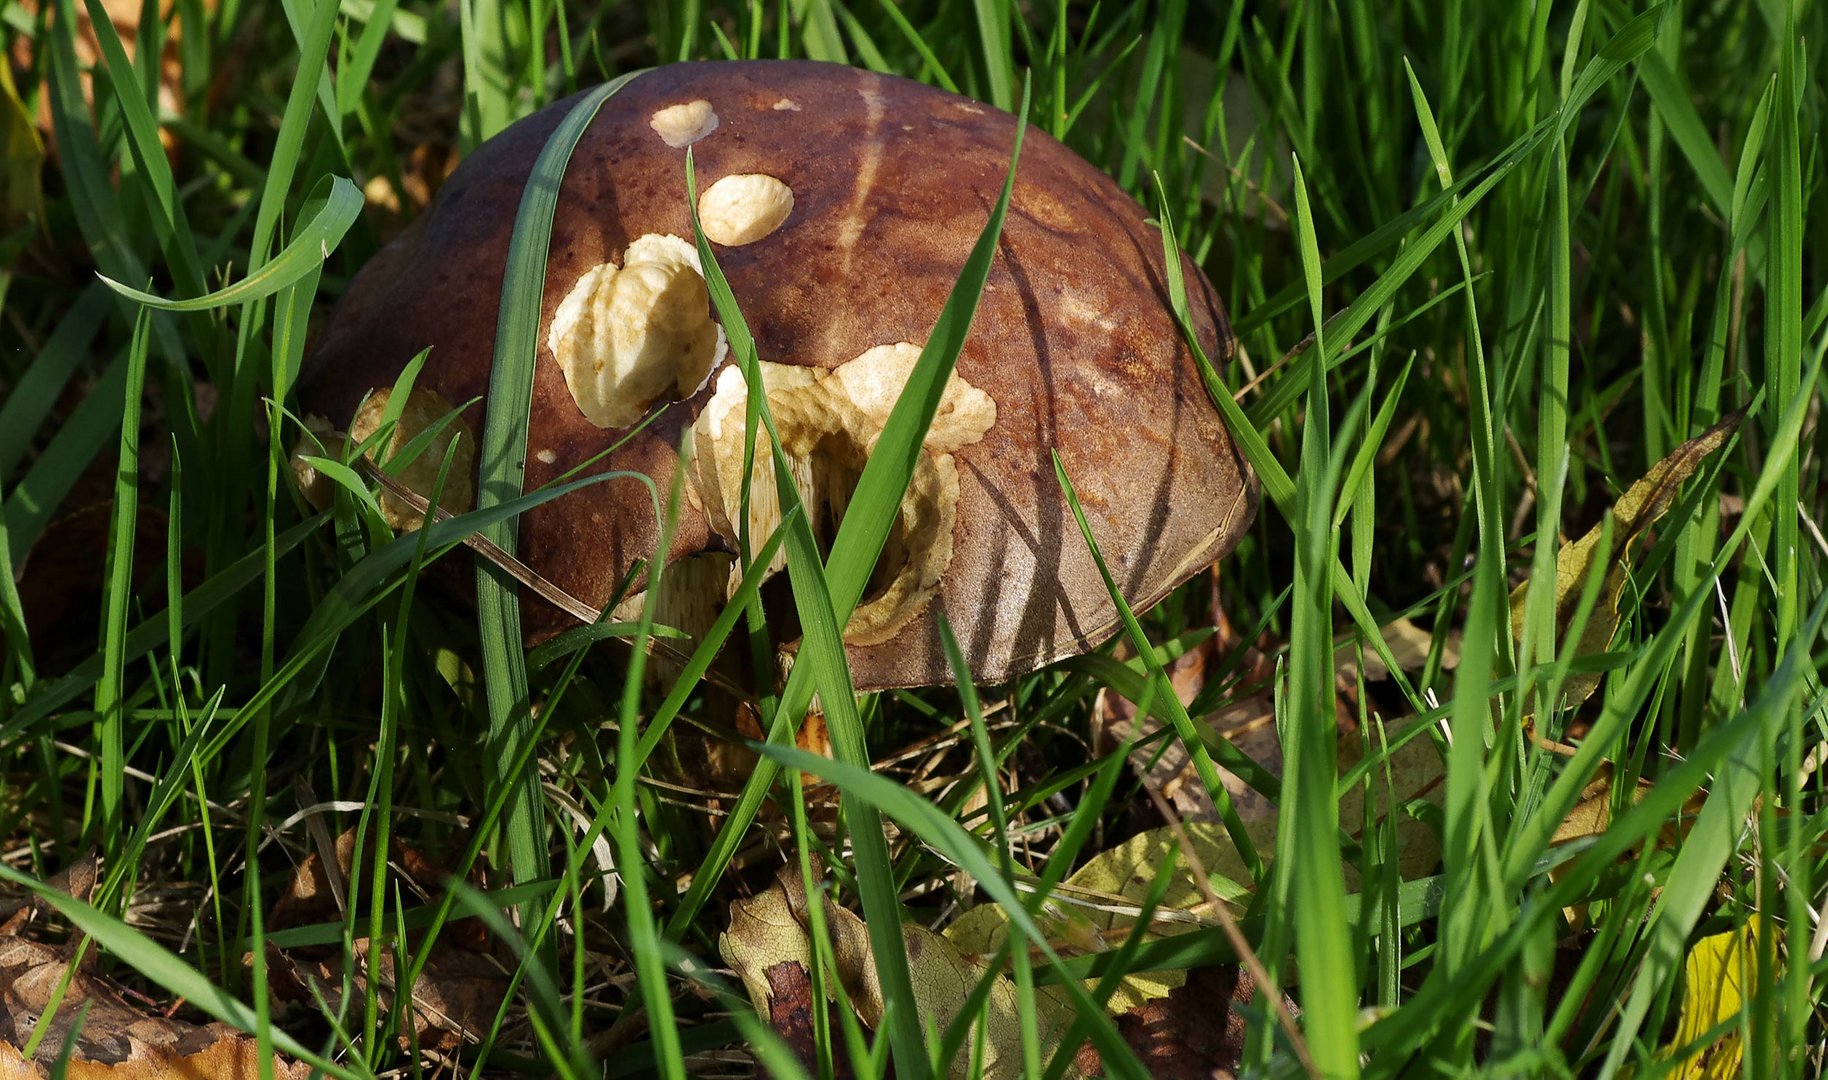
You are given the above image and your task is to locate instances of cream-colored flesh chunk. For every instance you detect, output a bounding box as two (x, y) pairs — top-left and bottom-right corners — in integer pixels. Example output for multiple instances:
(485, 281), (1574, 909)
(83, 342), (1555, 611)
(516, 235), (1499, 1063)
(688, 345), (995, 646)
(649, 100), (719, 147)
(698, 174), (795, 246)
(548, 234), (726, 429)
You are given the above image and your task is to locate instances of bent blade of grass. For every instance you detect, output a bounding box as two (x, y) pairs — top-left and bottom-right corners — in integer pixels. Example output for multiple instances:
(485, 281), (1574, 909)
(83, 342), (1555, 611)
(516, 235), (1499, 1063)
(682, 146), (945, 1077)
(98, 176), (362, 312)
(471, 70), (645, 918)
(655, 81), (1034, 1067)
(772, 481), (929, 1075)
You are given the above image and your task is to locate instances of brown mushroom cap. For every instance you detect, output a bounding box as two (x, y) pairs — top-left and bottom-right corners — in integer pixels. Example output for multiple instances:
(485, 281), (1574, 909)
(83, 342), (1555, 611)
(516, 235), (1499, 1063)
(300, 59), (1256, 690)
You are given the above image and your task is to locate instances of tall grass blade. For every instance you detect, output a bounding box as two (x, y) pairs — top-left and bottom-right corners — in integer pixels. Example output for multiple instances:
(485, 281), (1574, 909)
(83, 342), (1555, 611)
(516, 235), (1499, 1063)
(471, 70), (645, 921)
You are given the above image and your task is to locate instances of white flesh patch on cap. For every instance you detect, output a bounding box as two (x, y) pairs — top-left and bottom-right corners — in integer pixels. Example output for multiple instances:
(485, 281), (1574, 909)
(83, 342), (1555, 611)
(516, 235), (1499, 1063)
(346, 387), (477, 531)
(548, 234), (728, 429)
(649, 100), (719, 147)
(698, 174), (794, 246)
(689, 343), (995, 646)
(772, 98), (799, 111)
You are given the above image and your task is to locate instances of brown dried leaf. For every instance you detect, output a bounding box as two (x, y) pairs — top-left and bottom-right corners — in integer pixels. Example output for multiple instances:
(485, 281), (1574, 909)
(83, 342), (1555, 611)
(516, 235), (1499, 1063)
(10, 1), (200, 160)
(0, 869), (307, 1079)
(1075, 965), (1288, 1079)
(1546, 764), (1707, 926)
(1093, 630), (1282, 824)
(756, 960), (857, 1079)
(947, 720), (1445, 1019)
(719, 867), (1075, 1079)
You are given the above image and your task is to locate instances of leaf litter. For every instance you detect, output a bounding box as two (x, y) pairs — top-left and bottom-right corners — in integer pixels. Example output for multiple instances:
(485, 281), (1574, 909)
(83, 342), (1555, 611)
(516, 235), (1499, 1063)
(720, 414), (1752, 1072)
(0, 855), (308, 1080)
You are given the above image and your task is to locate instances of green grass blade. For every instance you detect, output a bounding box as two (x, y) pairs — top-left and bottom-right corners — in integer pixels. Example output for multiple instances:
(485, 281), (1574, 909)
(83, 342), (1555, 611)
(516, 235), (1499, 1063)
(1278, 154), (1360, 1074)
(98, 176), (361, 311)
(471, 70), (646, 921)
(0, 286), (110, 484)
(91, 310), (151, 850)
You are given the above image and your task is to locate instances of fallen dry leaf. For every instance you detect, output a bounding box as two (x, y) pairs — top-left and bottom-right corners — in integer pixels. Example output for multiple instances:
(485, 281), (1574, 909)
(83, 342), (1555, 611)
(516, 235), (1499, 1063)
(754, 959), (857, 1079)
(1510, 411), (1743, 707)
(719, 865), (1075, 1079)
(1095, 582), (1444, 832)
(10, 1), (199, 162)
(0, 864), (308, 1079)
(1092, 610), (1284, 824)
(1547, 764), (1707, 926)
(1075, 964), (1276, 1079)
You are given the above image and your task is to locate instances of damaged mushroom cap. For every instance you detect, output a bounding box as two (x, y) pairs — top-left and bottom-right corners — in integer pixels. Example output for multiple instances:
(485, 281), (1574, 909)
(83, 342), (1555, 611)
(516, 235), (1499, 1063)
(299, 60), (1256, 690)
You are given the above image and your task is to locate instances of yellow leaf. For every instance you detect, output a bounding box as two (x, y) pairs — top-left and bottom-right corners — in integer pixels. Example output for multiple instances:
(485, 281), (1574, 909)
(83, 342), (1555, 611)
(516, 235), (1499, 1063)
(1664, 916), (1769, 1079)
(1510, 411), (1742, 708)
(945, 725), (1447, 1011)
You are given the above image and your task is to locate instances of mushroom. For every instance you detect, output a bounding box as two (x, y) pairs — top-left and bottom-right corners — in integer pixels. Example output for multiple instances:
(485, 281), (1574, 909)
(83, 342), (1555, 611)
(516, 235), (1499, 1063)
(299, 59), (1256, 690)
